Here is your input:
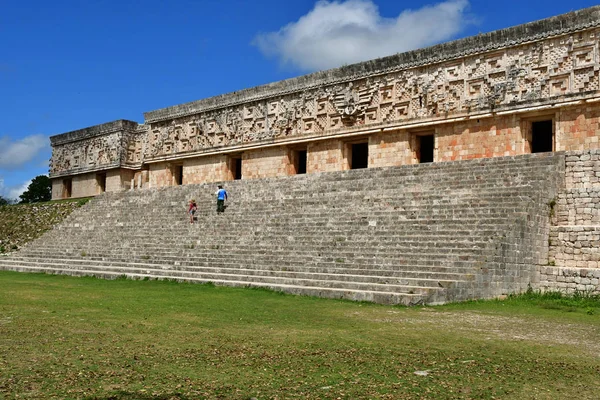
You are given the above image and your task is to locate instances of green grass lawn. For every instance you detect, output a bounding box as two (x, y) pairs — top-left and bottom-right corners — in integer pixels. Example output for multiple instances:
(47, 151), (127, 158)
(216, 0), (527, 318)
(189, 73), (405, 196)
(1, 271), (599, 400)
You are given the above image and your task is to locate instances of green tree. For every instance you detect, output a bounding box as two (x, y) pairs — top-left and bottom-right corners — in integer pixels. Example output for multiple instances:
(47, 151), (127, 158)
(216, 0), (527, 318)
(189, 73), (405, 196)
(19, 175), (51, 204)
(0, 196), (9, 206)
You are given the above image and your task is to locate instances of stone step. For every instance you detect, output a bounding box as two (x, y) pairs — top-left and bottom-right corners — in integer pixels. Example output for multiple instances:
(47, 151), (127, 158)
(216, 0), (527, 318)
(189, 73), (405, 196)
(0, 263), (434, 305)
(5, 252), (482, 272)
(0, 261), (448, 301)
(1, 255), (476, 277)
(9, 252), (491, 274)
(0, 258), (472, 287)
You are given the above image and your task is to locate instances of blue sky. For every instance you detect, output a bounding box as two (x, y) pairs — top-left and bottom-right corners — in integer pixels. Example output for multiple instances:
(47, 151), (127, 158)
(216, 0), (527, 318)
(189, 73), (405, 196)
(1, 0), (598, 200)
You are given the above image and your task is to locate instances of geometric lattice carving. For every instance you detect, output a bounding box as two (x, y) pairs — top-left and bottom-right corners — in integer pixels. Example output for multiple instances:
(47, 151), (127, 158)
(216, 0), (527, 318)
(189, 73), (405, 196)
(50, 16), (600, 176)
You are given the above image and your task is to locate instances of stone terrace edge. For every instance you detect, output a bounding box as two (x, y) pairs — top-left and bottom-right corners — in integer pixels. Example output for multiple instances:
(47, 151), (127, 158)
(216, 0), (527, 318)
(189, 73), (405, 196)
(143, 6), (600, 124)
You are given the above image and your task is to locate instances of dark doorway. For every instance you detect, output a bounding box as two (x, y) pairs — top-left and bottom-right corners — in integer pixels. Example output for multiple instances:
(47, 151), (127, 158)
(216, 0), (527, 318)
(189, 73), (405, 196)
(173, 165), (183, 185)
(531, 120), (553, 153)
(231, 157), (242, 180)
(351, 142), (368, 169)
(418, 135), (434, 163)
(296, 150), (307, 174)
(62, 179), (72, 199)
(96, 173), (106, 193)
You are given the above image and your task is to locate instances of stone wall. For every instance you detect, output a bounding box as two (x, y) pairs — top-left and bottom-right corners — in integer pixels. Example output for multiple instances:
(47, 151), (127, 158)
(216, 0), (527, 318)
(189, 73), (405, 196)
(182, 155), (229, 185)
(243, 147), (293, 179)
(306, 140), (345, 173)
(144, 7), (600, 125)
(148, 163), (175, 188)
(107, 169), (134, 193)
(368, 129), (414, 167)
(543, 150), (600, 294)
(51, 179), (65, 200)
(558, 105), (600, 151)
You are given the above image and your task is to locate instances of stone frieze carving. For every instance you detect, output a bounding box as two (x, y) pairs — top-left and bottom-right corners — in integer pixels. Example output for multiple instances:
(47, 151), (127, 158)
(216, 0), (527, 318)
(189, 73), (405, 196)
(50, 132), (123, 175)
(144, 28), (600, 159)
(50, 20), (600, 175)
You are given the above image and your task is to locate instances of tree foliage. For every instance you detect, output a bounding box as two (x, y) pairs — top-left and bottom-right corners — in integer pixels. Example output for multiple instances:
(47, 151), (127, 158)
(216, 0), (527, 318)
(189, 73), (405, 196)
(0, 196), (9, 206)
(19, 175), (52, 204)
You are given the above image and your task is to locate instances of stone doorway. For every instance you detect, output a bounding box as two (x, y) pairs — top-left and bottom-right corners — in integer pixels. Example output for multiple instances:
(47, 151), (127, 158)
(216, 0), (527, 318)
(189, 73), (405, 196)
(294, 149), (307, 174)
(417, 134), (434, 163)
(531, 120), (554, 153)
(230, 156), (242, 180)
(172, 165), (183, 185)
(349, 142), (368, 169)
(62, 178), (72, 199)
(96, 173), (106, 194)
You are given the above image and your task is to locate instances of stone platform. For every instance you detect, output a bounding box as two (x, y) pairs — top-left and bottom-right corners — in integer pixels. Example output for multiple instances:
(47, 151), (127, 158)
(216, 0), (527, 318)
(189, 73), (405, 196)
(0, 153), (566, 305)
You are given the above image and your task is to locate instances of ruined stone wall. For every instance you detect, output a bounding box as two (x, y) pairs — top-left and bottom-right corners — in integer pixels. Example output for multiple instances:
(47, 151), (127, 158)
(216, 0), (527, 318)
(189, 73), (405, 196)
(56, 104), (600, 193)
(49, 121), (141, 199)
(51, 132), (122, 177)
(50, 120), (139, 178)
(543, 150), (600, 294)
(107, 169), (134, 192)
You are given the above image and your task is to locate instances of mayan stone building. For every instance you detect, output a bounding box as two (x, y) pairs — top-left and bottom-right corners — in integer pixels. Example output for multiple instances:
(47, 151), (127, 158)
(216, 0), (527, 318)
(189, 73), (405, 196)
(50, 6), (600, 199)
(2, 6), (596, 304)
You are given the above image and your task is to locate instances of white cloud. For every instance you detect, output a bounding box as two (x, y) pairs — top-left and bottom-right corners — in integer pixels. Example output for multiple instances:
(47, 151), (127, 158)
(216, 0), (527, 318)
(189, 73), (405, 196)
(0, 177), (31, 201)
(253, 0), (472, 71)
(0, 134), (49, 169)
(7, 180), (31, 200)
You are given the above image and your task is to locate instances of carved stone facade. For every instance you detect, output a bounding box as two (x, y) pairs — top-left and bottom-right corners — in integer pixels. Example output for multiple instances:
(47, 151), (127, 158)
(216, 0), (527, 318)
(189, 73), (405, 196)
(50, 6), (600, 199)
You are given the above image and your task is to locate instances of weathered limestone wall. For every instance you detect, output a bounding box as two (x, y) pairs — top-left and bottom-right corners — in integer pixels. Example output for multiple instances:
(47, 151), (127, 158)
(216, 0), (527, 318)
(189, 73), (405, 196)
(132, 170), (150, 190)
(51, 169), (135, 199)
(182, 155), (230, 184)
(543, 150), (600, 293)
(149, 163), (175, 188)
(49, 120), (140, 199)
(243, 147), (293, 179)
(307, 140), (345, 173)
(558, 105), (600, 151)
(50, 120), (139, 178)
(106, 169), (134, 193)
(51, 179), (64, 200)
(369, 129), (413, 167)
(49, 104), (600, 197)
(437, 115), (520, 160)
(70, 173), (100, 198)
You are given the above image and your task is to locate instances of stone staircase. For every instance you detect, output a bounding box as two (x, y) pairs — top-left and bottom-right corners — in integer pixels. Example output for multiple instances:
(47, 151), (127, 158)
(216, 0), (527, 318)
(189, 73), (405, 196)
(0, 153), (564, 304)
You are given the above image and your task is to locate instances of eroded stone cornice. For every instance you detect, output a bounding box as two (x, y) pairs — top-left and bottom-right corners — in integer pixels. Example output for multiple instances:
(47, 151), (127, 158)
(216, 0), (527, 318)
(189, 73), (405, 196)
(50, 120), (140, 146)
